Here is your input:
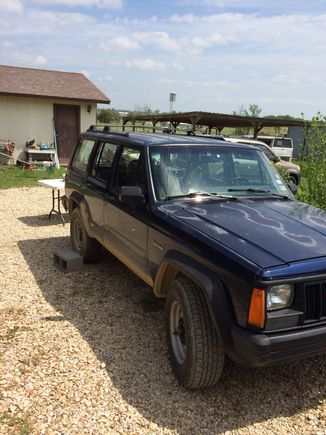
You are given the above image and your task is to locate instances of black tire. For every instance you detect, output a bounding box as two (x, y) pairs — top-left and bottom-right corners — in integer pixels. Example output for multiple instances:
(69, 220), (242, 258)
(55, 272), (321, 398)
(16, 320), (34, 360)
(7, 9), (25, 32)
(165, 277), (224, 389)
(288, 174), (298, 185)
(70, 207), (101, 262)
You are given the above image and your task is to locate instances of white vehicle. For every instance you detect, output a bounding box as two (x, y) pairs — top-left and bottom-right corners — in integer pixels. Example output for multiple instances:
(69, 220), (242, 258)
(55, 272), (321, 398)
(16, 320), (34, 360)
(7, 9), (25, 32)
(225, 137), (301, 185)
(256, 136), (293, 161)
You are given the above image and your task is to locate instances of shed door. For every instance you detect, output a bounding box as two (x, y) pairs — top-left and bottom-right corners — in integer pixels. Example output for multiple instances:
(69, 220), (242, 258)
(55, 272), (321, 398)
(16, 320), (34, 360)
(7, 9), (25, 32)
(54, 104), (80, 164)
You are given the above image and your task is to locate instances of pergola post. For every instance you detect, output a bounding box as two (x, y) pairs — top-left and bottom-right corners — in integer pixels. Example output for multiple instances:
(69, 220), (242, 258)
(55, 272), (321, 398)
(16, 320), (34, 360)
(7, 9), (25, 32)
(190, 116), (202, 133)
(122, 119), (128, 132)
(253, 123), (263, 138)
(216, 125), (224, 134)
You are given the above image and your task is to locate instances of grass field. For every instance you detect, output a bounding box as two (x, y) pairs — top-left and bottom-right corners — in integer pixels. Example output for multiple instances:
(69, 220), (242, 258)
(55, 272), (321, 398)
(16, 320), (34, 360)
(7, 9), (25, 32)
(0, 166), (66, 189)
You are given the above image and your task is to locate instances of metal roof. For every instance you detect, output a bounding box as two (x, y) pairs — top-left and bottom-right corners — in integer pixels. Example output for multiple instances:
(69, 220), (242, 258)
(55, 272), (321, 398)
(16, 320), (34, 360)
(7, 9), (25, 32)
(123, 111), (304, 134)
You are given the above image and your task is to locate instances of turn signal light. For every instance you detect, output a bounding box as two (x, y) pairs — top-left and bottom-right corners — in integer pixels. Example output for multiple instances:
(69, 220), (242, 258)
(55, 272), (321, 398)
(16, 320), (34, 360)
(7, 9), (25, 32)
(248, 288), (265, 328)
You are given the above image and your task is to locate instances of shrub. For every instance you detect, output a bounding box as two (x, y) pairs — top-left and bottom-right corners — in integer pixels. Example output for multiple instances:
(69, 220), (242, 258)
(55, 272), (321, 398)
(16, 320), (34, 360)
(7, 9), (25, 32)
(297, 113), (326, 210)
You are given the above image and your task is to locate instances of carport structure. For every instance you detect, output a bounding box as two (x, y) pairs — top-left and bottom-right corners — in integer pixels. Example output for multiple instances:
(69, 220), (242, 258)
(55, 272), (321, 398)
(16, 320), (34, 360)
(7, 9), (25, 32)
(122, 111), (304, 137)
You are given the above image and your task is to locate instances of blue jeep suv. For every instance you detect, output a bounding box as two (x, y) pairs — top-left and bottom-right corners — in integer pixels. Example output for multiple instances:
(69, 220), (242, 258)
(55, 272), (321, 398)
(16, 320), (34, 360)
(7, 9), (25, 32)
(63, 127), (326, 389)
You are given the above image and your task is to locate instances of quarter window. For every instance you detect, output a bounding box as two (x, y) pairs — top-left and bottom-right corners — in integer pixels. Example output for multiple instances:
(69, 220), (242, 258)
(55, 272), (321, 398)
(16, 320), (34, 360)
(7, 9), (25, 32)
(71, 139), (95, 173)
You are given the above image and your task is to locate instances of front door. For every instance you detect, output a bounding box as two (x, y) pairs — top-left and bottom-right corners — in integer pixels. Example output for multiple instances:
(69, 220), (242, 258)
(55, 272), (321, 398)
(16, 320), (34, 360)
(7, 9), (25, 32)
(103, 146), (149, 282)
(54, 104), (80, 164)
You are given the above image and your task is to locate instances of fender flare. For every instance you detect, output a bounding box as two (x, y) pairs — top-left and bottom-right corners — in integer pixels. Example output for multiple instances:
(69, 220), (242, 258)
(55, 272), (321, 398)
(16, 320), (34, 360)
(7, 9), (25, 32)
(154, 251), (234, 347)
(69, 192), (96, 239)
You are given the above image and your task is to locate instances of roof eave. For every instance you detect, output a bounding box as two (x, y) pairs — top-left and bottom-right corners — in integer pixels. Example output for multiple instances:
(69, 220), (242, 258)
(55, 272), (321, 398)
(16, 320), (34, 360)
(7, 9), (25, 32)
(0, 91), (110, 104)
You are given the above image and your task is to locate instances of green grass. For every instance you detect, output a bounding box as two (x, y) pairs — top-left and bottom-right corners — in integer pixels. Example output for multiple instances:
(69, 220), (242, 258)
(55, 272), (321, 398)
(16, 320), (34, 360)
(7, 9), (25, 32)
(0, 166), (66, 189)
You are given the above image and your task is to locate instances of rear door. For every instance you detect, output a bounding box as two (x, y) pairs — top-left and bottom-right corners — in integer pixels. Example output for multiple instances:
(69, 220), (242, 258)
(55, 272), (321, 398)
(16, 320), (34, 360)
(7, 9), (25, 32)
(84, 141), (118, 241)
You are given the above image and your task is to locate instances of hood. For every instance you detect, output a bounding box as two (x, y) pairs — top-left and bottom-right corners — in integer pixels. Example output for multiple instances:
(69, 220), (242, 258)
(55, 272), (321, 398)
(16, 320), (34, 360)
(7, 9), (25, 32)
(278, 160), (300, 171)
(159, 199), (326, 269)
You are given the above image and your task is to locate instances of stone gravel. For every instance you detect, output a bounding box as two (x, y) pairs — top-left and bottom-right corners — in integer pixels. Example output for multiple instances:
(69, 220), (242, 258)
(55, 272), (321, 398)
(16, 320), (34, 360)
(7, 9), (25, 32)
(0, 186), (326, 434)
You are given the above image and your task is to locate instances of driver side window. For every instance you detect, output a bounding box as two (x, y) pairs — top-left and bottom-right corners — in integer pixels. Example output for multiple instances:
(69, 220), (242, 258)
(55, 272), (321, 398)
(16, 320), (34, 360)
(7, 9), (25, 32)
(114, 147), (145, 191)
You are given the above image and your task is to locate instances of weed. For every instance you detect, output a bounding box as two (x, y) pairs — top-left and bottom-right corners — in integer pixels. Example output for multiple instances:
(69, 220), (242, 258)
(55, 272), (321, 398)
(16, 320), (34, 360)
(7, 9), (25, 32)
(0, 412), (32, 434)
(1, 325), (19, 342)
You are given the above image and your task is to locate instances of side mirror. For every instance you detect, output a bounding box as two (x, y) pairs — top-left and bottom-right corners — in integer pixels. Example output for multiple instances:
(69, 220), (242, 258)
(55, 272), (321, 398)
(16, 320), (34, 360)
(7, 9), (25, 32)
(287, 181), (297, 195)
(119, 186), (144, 206)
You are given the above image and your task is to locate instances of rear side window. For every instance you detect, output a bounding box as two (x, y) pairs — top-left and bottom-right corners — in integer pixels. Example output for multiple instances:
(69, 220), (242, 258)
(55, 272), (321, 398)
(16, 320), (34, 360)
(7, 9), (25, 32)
(71, 139), (95, 173)
(91, 142), (117, 181)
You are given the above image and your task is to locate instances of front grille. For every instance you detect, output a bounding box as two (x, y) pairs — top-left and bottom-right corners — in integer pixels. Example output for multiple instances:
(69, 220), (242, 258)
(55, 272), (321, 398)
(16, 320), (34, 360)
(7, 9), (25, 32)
(304, 282), (326, 321)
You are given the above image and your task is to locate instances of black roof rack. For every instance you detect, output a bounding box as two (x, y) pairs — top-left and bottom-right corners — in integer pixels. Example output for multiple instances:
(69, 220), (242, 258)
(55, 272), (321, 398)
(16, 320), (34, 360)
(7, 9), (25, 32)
(86, 125), (129, 136)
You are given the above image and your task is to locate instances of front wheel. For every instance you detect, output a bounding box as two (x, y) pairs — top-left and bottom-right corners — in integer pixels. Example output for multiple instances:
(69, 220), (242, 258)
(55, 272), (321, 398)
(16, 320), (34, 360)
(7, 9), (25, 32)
(165, 278), (224, 389)
(70, 207), (101, 262)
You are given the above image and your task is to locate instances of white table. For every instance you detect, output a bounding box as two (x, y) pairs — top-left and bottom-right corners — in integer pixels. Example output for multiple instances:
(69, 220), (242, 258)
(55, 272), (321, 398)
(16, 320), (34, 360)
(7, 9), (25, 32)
(25, 148), (56, 163)
(38, 179), (65, 225)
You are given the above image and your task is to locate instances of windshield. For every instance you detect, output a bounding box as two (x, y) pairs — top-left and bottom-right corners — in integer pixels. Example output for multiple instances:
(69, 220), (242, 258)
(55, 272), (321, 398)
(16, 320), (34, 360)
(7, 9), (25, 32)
(150, 145), (292, 200)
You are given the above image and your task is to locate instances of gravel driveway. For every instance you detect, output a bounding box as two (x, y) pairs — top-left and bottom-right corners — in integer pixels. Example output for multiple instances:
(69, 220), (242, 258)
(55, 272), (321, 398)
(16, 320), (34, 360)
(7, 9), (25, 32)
(0, 186), (326, 434)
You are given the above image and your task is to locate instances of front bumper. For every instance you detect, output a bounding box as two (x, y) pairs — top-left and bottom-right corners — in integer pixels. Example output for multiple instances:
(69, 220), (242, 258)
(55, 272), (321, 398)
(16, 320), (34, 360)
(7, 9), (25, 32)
(230, 323), (326, 367)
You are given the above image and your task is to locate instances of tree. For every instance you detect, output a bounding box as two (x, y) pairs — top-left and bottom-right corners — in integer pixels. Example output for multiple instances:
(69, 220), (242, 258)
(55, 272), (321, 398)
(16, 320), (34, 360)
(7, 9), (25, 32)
(97, 108), (121, 124)
(245, 104), (262, 118)
(264, 114), (299, 135)
(132, 105), (161, 116)
(232, 104), (263, 135)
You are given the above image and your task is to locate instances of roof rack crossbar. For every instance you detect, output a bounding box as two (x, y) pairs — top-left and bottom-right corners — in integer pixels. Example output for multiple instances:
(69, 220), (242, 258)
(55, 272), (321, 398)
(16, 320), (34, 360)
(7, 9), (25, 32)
(86, 125), (129, 136)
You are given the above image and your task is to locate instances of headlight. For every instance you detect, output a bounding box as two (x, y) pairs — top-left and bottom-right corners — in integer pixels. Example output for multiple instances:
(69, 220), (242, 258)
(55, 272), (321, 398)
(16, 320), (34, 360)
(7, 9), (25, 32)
(267, 284), (294, 311)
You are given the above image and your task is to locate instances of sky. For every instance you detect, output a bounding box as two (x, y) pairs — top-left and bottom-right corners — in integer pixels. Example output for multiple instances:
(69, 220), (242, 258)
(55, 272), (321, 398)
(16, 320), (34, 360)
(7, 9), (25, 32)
(1, 0), (326, 117)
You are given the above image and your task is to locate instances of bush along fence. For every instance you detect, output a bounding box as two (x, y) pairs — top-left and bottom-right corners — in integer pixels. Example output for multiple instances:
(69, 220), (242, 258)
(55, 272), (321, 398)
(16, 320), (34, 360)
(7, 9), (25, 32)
(297, 113), (326, 210)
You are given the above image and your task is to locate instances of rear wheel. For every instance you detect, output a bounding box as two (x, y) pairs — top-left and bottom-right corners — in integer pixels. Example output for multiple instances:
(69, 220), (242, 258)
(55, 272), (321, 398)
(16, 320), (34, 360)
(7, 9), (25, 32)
(165, 277), (224, 389)
(288, 174), (298, 185)
(70, 207), (100, 262)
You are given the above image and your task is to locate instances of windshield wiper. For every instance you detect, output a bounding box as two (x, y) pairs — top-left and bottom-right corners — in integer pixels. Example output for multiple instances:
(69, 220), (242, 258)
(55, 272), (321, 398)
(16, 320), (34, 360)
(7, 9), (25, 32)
(227, 188), (290, 199)
(165, 191), (237, 201)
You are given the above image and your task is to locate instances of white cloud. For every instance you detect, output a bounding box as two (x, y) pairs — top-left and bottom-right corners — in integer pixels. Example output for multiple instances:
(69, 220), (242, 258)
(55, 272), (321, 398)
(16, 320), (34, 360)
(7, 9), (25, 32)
(0, 0), (23, 13)
(32, 0), (123, 8)
(99, 75), (114, 82)
(29, 9), (94, 24)
(170, 14), (196, 24)
(125, 59), (165, 71)
(0, 20), (11, 30)
(99, 36), (140, 51)
(191, 33), (232, 49)
(133, 31), (182, 52)
(172, 62), (185, 71)
(35, 55), (48, 64)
